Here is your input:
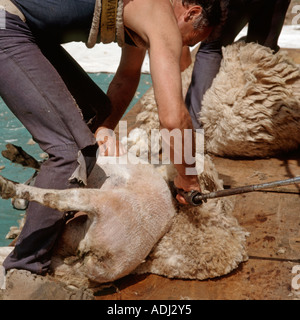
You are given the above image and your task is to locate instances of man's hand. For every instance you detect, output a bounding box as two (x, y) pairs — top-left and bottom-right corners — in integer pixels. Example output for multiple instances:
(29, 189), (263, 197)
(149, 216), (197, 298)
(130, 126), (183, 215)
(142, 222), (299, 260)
(95, 127), (126, 157)
(174, 174), (201, 205)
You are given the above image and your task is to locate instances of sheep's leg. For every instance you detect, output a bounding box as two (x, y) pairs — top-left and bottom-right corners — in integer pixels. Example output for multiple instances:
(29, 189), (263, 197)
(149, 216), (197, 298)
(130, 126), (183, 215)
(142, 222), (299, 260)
(0, 175), (99, 215)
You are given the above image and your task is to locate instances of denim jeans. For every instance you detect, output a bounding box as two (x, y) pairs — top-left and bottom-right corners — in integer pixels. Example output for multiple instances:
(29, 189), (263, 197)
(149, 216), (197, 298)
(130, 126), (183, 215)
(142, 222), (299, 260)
(185, 0), (291, 129)
(0, 12), (111, 274)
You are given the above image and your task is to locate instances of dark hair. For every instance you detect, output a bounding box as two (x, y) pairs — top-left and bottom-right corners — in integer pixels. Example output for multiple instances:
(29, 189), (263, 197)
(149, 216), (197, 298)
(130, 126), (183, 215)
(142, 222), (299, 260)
(183, 0), (222, 28)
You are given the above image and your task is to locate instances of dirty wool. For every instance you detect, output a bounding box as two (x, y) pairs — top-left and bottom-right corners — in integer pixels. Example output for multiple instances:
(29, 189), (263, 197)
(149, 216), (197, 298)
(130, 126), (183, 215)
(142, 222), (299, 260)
(134, 155), (248, 280)
(200, 42), (300, 158)
(134, 42), (300, 158)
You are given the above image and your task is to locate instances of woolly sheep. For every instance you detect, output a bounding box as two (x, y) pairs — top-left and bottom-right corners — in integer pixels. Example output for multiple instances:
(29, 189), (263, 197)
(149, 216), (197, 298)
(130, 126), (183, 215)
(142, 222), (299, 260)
(200, 42), (300, 158)
(135, 43), (300, 158)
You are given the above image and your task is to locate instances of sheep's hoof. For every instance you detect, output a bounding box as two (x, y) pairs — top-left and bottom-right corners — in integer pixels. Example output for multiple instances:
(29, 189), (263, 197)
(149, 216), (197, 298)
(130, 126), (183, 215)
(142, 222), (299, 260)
(0, 176), (17, 200)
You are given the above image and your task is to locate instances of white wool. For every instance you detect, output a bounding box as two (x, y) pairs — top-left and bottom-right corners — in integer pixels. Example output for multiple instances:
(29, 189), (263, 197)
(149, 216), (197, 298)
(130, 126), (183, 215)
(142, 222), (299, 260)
(134, 155), (249, 280)
(200, 42), (300, 158)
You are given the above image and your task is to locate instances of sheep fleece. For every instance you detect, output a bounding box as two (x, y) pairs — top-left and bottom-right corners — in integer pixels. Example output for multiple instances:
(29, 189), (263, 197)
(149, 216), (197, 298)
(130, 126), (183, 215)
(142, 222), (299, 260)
(200, 42), (300, 158)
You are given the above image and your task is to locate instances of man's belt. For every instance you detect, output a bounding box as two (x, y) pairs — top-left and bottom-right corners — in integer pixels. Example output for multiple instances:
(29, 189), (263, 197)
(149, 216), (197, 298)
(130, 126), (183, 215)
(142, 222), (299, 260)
(0, 0), (25, 22)
(87, 0), (124, 48)
(100, 0), (118, 44)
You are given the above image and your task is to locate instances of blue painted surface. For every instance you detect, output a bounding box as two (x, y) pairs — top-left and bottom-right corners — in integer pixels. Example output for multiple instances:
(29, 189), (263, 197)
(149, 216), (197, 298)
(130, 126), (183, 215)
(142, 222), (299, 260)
(0, 73), (152, 246)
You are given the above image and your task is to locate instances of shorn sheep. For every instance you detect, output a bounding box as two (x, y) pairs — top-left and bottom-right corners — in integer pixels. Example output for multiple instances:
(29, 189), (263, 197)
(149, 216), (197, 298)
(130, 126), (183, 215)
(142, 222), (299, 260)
(0, 151), (248, 287)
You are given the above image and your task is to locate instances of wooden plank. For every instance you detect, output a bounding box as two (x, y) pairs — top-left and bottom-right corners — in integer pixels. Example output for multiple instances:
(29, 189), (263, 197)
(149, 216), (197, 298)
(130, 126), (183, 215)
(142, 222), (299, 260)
(95, 259), (299, 300)
(231, 192), (300, 261)
(211, 153), (300, 193)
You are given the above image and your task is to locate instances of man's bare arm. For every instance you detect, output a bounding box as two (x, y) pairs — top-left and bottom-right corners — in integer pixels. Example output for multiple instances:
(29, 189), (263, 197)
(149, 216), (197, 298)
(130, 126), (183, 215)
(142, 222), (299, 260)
(94, 45), (145, 156)
(149, 36), (200, 195)
(96, 45), (146, 132)
(123, 0), (201, 199)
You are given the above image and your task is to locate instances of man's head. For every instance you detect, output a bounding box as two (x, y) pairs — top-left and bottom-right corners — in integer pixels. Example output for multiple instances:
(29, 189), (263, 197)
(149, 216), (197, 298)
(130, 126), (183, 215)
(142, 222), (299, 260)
(173, 0), (221, 46)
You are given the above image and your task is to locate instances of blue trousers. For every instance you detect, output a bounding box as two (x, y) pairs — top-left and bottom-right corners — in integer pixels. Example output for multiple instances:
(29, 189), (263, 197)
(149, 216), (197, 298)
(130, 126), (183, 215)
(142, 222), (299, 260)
(185, 0), (291, 129)
(1, 12), (111, 274)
